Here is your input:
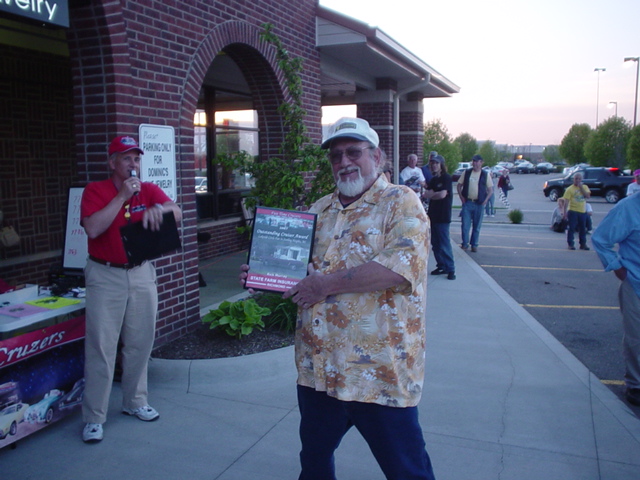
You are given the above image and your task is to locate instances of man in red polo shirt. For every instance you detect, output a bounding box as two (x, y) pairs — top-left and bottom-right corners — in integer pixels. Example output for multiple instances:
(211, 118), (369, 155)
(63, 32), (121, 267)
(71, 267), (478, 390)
(80, 136), (181, 443)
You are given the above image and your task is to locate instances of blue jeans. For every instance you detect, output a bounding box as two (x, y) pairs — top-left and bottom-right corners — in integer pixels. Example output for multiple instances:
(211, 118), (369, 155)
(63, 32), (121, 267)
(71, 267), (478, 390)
(567, 210), (587, 248)
(461, 201), (485, 248)
(297, 386), (436, 480)
(431, 222), (455, 273)
(619, 280), (640, 389)
(485, 193), (495, 215)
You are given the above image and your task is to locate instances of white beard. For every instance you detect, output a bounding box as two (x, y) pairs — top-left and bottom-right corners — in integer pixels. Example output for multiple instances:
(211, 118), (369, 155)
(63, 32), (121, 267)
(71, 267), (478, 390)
(335, 167), (376, 198)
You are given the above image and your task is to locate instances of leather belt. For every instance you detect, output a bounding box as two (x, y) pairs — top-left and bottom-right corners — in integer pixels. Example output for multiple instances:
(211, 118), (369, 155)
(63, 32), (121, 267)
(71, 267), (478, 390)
(89, 255), (141, 270)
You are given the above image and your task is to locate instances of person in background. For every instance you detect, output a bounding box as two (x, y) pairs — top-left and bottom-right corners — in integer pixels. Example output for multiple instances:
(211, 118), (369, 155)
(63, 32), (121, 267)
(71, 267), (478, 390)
(400, 153), (426, 196)
(485, 170), (496, 217)
(497, 168), (512, 199)
(586, 202), (593, 234)
(562, 172), (591, 250)
(627, 169), (640, 197)
(592, 193), (640, 406)
(420, 151), (436, 209)
(241, 117), (436, 480)
(381, 150), (393, 183)
(422, 151), (436, 186)
(551, 198), (568, 233)
(423, 154), (455, 280)
(80, 135), (182, 443)
(457, 154), (493, 252)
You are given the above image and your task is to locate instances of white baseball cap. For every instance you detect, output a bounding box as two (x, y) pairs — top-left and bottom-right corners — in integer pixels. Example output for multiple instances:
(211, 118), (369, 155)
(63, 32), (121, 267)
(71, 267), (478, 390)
(321, 117), (379, 149)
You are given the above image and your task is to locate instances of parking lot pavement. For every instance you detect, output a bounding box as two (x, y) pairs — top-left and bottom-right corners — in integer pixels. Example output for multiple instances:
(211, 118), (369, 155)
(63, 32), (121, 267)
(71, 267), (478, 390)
(451, 219), (640, 415)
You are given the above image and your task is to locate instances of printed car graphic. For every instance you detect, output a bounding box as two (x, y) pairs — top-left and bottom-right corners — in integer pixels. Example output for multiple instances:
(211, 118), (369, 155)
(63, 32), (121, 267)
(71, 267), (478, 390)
(0, 402), (29, 439)
(25, 389), (64, 424)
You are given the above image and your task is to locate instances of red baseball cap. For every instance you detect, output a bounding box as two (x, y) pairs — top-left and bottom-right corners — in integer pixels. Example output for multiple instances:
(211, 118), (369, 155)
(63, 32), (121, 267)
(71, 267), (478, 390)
(108, 136), (144, 156)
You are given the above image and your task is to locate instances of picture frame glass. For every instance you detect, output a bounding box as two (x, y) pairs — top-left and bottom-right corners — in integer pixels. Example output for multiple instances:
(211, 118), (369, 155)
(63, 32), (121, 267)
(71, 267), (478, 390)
(245, 207), (317, 293)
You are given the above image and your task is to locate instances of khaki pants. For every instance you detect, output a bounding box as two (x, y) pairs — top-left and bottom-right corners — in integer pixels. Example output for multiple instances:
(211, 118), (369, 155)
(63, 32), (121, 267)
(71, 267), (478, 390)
(82, 259), (158, 424)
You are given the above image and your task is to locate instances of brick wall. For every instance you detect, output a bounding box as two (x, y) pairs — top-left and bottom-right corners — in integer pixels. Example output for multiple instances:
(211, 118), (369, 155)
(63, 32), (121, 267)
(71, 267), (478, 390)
(399, 110), (425, 167)
(62, 0), (322, 346)
(0, 45), (76, 284)
(358, 103), (395, 162)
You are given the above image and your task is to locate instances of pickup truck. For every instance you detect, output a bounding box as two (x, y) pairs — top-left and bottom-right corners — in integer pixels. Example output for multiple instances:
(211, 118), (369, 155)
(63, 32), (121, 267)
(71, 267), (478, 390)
(543, 167), (633, 204)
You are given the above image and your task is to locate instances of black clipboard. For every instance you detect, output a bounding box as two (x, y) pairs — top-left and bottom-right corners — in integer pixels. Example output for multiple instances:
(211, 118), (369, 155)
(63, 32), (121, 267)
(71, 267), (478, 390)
(120, 212), (181, 265)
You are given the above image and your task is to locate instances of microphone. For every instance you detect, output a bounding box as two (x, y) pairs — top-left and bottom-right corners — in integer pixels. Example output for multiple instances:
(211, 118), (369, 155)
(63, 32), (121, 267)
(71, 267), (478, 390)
(130, 170), (139, 195)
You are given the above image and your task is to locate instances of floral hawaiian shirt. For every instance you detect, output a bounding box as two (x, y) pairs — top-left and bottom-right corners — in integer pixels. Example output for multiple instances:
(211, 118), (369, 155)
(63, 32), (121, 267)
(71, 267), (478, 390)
(295, 175), (430, 407)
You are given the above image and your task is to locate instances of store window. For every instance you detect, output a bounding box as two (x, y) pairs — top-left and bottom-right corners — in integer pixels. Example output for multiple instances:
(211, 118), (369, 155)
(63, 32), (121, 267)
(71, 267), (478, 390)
(194, 94), (258, 220)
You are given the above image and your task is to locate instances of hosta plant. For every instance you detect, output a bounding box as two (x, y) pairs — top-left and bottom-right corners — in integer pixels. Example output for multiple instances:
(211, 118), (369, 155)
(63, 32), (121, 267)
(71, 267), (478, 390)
(202, 298), (271, 339)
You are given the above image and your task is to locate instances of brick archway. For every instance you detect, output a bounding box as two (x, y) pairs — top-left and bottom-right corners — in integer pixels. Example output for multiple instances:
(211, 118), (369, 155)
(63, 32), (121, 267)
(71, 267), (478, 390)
(176, 21), (288, 163)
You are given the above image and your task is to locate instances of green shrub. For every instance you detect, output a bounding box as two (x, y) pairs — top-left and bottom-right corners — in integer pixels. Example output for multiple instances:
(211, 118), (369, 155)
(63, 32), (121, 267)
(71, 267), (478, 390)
(202, 298), (271, 339)
(508, 208), (524, 224)
(257, 292), (298, 334)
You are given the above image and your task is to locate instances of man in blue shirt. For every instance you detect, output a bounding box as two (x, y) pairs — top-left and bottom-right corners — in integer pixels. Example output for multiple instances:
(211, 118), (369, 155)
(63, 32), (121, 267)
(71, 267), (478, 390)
(592, 194), (640, 406)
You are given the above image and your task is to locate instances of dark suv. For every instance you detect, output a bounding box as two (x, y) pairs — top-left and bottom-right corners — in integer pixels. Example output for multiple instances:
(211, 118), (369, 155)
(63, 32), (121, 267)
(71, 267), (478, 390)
(543, 167), (633, 203)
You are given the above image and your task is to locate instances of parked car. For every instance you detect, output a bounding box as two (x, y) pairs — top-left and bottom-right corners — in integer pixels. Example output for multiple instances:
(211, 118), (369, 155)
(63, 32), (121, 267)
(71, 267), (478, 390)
(452, 167), (465, 182)
(534, 162), (555, 174)
(543, 167), (633, 203)
(195, 176), (207, 192)
(497, 161), (515, 172)
(0, 402), (28, 440)
(488, 165), (505, 176)
(515, 161), (535, 174)
(553, 161), (568, 171)
(563, 163), (590, 176)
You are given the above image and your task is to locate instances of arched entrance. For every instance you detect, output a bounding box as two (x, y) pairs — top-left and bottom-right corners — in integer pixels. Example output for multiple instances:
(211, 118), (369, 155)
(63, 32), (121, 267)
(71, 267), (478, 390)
(193, 45), (287, 222)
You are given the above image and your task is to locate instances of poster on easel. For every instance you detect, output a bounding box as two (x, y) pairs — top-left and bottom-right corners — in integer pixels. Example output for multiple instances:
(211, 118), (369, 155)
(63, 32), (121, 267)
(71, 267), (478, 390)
(62, 187), (88, 272)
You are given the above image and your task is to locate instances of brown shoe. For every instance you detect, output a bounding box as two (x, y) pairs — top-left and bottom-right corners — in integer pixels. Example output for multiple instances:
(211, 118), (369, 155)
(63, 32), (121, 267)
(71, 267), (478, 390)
(471, 246), (477, 252)
(626, 387), (640, 406)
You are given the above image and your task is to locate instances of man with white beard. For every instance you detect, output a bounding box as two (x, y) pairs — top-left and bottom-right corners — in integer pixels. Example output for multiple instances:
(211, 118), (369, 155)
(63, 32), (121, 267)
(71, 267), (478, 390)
(242, 117), (435, 479)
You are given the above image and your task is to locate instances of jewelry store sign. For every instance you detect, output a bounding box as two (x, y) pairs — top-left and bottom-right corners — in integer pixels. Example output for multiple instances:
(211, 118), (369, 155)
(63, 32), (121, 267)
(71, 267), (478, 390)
(0, 0), (69, 28)
(138, 124), (177, 202)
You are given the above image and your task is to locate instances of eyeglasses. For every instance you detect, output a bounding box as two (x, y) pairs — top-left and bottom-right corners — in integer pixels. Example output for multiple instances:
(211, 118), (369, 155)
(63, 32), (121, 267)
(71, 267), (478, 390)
(328, 146), (372, 165)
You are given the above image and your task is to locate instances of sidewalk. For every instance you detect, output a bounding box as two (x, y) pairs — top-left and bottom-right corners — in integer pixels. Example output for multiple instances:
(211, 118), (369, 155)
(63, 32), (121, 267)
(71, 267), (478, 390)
(2, 235), (640, 479)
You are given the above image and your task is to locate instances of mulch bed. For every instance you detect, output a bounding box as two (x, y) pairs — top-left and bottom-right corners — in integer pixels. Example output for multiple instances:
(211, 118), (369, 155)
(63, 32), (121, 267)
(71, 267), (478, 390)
(151, 324), (294, 360)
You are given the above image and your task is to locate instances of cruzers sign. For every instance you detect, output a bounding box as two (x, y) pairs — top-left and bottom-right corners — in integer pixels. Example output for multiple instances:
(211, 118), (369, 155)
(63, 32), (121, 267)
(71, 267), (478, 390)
(0, 0), (70, 28)
(0, 316), (84, 368)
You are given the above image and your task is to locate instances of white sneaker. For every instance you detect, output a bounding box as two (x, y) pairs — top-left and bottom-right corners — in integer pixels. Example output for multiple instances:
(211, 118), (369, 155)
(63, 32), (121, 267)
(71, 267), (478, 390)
(83, 423), (103, 443)
(122, 405), (159, 422)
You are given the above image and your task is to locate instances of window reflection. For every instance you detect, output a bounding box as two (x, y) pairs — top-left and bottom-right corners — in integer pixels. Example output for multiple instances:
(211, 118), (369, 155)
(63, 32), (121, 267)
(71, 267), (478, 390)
(194, 106), (258, 219)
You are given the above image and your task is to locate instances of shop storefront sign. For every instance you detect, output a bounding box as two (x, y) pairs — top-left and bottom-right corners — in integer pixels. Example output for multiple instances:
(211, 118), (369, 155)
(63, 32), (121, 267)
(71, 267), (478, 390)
(138, 124), (177, 202)
(0, 0), (69, 28)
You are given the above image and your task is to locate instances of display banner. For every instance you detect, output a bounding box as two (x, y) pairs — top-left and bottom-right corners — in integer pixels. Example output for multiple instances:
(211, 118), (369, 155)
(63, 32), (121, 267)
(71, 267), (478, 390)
(0, 316), (85, 449)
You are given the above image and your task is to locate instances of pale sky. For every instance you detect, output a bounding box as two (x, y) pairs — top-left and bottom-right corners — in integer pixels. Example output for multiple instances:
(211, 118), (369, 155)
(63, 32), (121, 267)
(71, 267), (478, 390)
(319, 0), (640, 146)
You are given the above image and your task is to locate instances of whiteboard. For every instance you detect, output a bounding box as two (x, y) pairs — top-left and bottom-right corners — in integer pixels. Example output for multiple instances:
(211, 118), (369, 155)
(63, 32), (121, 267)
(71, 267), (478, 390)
(62, 187), (88, 271)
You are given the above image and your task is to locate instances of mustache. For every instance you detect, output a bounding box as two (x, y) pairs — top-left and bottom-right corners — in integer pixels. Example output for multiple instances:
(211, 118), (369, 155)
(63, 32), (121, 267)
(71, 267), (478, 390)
(336, 166), (361, 176)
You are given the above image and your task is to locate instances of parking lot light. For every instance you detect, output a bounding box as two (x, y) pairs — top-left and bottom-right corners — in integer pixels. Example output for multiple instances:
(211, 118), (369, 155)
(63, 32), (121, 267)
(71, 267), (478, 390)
(594, 67), (606, 127)
(624, 57), (639, 126)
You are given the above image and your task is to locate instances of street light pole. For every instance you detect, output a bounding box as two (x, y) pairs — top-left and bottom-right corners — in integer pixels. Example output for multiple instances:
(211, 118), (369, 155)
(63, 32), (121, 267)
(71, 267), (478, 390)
(594, 67), (606, 127)
(608, 101), (618, 117)
(624, 57), (639, 127)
